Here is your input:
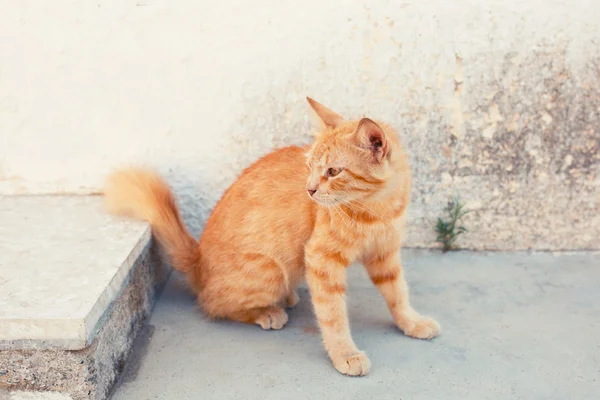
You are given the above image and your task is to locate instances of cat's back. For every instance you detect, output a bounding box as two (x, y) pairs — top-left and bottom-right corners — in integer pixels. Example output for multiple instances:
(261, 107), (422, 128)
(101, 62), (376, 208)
(201, 145), (314, 247)
(231, 144), (310, 200)
(242, 145), (310, 184)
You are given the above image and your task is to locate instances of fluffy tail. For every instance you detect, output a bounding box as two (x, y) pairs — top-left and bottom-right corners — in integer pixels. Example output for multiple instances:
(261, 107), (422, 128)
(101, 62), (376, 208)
(104, 167), (199, 274)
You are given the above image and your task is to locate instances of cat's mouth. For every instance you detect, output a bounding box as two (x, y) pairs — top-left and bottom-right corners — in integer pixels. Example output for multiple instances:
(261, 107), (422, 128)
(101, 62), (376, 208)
(312, 196), (342, 208)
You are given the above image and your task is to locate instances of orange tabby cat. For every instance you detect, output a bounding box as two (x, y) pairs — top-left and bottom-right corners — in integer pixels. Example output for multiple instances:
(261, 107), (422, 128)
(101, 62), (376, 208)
(104, 98), (440, 376)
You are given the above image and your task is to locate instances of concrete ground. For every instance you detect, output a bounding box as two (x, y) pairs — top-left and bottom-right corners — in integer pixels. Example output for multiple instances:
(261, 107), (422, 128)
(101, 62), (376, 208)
(111, 250), (600, 400)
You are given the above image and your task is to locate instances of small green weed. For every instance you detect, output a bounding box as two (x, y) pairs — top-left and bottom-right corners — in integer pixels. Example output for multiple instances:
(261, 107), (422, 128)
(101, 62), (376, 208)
(435, 197), (470, 252)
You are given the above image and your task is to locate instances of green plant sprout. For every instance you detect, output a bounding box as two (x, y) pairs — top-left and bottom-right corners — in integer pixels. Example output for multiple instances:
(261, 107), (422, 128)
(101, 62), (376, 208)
(435, 196), (470, 252)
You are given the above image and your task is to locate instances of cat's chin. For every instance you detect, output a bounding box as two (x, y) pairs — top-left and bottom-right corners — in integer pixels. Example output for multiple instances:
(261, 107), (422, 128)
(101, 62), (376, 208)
(312, 198), (337, 207)
(313, 198), (346, 208)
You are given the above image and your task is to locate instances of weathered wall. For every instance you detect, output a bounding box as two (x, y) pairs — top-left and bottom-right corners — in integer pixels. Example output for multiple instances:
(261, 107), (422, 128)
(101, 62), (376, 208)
(0, 0), (598, 250)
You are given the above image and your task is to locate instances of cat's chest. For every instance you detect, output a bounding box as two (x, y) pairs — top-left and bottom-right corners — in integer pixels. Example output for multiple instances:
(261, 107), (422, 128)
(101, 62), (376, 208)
(357, 218), (404, 257)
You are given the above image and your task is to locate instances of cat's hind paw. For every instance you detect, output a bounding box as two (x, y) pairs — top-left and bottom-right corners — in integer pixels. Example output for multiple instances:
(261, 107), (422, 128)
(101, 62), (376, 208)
(285, 290), (300, 308)
(255, 307), (289, 330)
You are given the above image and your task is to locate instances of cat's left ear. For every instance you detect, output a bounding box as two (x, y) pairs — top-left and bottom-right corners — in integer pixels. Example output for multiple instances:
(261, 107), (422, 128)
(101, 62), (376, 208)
(306, 97), (344, 130)
(354, 118), (389, 162)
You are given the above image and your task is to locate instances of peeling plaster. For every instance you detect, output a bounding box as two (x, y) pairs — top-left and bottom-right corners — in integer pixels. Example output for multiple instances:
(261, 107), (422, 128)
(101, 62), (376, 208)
(0, 0), (598, 250)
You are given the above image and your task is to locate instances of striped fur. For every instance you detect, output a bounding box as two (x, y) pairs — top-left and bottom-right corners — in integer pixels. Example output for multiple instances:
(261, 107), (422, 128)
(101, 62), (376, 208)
(103, 98), (440, 376)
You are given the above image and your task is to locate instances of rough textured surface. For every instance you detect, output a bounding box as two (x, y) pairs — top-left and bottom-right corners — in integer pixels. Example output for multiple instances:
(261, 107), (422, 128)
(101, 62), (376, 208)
(0, 245), (170, 400)
(3, 392), (73, 400)
(112, 250), (600, 400)
(0, 1), (598, 251)
(0, 196), (150, 350)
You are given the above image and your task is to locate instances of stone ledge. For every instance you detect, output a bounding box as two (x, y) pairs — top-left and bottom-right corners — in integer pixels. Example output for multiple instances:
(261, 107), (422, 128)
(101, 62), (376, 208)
(0, 196), (152, 350)
(0, 196), (170, 399)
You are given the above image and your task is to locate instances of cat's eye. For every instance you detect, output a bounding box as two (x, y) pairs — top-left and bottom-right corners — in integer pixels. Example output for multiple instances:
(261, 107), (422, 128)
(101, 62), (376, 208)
(326, 167), (343, 178)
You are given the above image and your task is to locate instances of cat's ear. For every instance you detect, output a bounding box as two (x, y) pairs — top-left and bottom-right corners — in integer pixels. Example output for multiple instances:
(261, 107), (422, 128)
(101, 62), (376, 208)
(354, 118), (389, 162)
(306, 97), (344, 129)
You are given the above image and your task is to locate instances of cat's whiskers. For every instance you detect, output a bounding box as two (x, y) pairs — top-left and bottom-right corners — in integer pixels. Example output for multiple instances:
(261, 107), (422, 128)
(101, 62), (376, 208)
(352, 199), (396, 228)
(329, 200), (354, 232)
(342, 181), (387, 217)
(333, 202), (358, 230)
(347, 199), (380, 218)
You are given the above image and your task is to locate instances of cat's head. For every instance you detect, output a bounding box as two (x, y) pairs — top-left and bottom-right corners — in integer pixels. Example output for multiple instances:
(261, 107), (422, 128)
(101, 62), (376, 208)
(305, 97), (406, 206)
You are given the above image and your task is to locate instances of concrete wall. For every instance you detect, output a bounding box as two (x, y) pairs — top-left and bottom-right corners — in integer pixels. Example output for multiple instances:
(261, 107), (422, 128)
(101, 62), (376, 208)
(0, 0), (598, 250)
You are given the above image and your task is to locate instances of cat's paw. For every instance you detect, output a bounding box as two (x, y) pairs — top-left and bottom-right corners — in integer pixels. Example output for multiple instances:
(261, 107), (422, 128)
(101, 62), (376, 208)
(255, 307), (289, 330)
(332, 351), (371, 376)
(401, 315), (441, 340)
(285, 290), (300, 308)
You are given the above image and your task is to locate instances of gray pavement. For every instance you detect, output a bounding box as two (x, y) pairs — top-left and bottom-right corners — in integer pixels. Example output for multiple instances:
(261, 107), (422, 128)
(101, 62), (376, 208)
(111, 250), (600, 400)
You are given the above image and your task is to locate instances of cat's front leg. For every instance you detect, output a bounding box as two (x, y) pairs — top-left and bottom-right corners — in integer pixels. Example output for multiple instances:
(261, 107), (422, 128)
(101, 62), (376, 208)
(305, 242), (370, 376)
(364, 250), (441, 339)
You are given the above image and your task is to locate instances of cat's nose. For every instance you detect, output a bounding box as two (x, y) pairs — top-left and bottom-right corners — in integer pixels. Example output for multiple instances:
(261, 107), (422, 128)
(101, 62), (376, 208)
(307, 188), (317, 197)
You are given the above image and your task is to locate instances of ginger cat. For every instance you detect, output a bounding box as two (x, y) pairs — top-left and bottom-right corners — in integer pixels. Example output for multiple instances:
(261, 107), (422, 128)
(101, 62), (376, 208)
(104, 98), (440, 376)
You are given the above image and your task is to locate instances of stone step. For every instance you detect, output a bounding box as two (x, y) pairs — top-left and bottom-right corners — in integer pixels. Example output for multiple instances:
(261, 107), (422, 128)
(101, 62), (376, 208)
(0, 196), (170, 400)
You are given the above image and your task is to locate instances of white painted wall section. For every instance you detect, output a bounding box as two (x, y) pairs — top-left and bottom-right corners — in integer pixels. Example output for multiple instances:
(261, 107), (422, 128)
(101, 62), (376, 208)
(0, 0), (598, 250)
